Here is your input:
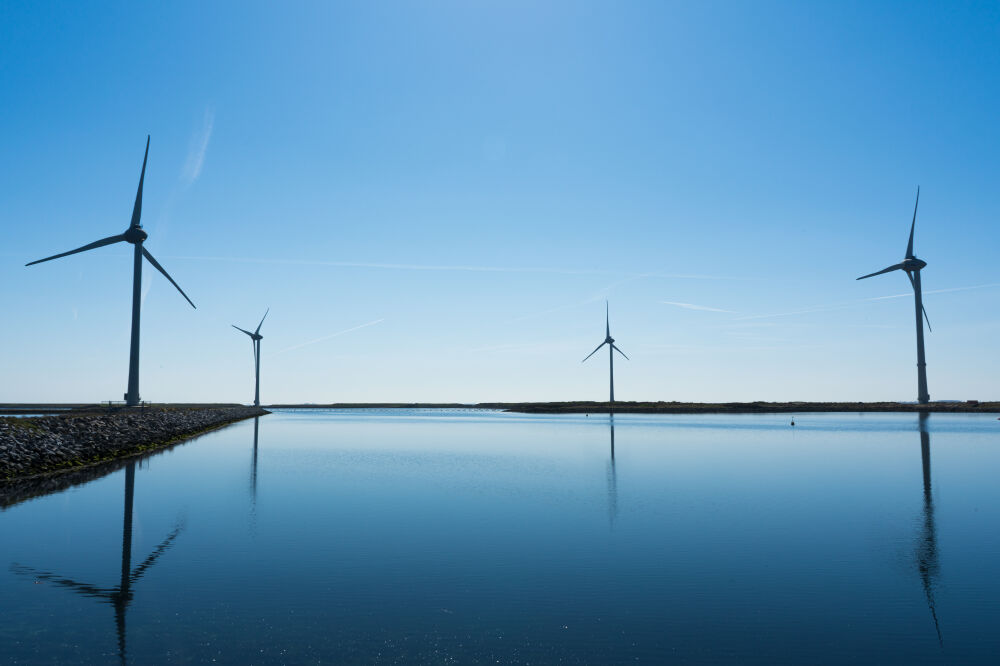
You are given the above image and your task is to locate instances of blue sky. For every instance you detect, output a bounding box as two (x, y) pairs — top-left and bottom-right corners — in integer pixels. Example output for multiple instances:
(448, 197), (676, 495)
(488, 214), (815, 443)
(1, 1), (998, 403)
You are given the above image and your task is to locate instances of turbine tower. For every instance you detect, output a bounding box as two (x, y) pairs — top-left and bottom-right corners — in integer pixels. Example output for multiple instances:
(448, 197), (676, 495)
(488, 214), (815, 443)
(233, 309), (268, 407)
(857, 187), (932, 404)
(582, 302), (629, 413)
(26, 136), (196, 406)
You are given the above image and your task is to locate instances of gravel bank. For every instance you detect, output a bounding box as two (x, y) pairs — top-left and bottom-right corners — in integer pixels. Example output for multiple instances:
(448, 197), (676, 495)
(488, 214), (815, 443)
(0, 406), (266, 480)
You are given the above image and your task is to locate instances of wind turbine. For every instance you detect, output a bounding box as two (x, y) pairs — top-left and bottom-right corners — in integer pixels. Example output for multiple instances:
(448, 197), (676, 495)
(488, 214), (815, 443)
(232, 309), (268, 407)
(26, 136), (195, 406)
(857, 187), (932, 404)
(582, 302), (629, 413)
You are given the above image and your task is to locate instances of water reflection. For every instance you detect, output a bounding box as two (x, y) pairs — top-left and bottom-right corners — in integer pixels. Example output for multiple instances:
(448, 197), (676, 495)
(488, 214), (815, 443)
(606, 418), (618, 527)
(250, 416), (260, 507)
(917, 412), (942, 645)
(10, 461), (183, 665)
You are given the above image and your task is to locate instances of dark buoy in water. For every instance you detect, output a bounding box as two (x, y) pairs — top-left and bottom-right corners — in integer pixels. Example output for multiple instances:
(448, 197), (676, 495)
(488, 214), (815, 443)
(791, 420), (795, 426)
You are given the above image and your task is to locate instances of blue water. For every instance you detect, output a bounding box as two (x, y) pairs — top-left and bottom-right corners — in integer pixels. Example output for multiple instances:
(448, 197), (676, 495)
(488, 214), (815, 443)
(2, 409), (999, 664)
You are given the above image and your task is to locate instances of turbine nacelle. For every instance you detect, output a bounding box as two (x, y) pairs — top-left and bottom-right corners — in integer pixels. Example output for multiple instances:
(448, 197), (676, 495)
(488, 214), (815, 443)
(123, 227), (148, 244)
(902, 257), (927, 272)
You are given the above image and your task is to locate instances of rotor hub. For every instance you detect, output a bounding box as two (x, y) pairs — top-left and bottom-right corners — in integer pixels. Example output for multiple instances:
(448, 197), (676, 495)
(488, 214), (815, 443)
(902, 257), (927, 271)
(123, 227), (147, 244)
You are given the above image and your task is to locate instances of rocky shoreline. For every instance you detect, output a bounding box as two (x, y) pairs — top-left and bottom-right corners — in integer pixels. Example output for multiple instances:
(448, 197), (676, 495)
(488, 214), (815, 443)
(0, 406), (266, 481)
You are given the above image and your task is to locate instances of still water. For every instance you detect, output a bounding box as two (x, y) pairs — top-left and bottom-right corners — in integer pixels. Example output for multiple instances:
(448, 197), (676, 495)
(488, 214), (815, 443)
(2, 409), (999, 664)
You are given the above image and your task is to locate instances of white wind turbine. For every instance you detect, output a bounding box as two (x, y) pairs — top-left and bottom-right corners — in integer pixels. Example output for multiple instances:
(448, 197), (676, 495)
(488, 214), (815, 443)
(582, 302), (629, 413)
(232, 309), (268, 407)
(856, 188), (932, 404)
(26, 136), (196, 406)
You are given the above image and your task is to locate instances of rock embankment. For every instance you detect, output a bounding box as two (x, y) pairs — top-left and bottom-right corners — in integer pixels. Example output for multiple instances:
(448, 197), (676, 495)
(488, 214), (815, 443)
(0, 406), (266, 480)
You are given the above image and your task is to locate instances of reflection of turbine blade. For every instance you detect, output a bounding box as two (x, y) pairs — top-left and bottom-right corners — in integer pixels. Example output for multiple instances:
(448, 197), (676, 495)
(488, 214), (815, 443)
(917, 413), (942, 646)
(129, 525), (183, 584)
(9, 461), (183, 666)
(9, 564), (114, 598)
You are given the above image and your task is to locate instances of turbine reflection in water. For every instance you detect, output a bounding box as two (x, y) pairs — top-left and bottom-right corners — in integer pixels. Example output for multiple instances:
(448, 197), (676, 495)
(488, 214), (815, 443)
(249, 416), (260, 534)
(917, 412), (942, 645)
(10, 461), (183, 665)
(606, 418), (618, 528)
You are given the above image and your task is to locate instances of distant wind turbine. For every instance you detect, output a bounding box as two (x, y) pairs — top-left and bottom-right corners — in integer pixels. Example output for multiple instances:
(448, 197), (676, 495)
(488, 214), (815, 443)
(233, 309), (268, 407)
(26, 136), (195, 406)
(856, 187), (932, 404)
(582, 302), (629, 413)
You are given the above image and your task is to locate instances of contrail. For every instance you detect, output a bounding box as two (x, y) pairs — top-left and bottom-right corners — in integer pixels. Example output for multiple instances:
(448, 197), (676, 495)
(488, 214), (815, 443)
(276, 319), (384, 354)
(181, 108), (214, 186)
(733, 282), (1000, 321)
(661, 301), (734, 313)
(166, 254), (736, 280)
(505, 275), (646, 324)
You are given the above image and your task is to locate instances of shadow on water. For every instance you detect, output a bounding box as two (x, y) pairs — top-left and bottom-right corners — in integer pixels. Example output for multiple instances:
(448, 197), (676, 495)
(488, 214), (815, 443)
(10, 461), (184, 665)
(917, 411), (942, 646)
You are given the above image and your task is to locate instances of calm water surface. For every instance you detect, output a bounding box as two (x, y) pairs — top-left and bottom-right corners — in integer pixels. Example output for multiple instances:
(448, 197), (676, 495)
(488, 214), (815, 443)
(2, 409), (999, 664)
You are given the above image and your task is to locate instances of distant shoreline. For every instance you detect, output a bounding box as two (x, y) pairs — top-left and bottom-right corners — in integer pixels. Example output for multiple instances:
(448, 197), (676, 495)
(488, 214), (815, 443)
(262, 401), (1000, 414)
(4, 402), (998, 417)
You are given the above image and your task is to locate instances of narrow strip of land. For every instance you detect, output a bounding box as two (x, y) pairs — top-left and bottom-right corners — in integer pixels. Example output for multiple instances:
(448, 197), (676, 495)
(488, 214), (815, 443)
(0, 405), (266, 482)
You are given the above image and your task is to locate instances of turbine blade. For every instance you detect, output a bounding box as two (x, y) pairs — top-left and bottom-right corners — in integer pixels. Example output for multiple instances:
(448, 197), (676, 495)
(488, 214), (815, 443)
(582, 342), (606, 363)
(856, 263), (905, 280)
(906, 186), (919, 259)
(606, 301), (610, 338)
(142, 247), (195, 308)
(131, 136), (150, 229)
(255, 308), (269, 335)
(906, 272), (932, 332)
(232, 325), (254, 337)
(612, 344), (629, 360)
(25, 234), (126, 266)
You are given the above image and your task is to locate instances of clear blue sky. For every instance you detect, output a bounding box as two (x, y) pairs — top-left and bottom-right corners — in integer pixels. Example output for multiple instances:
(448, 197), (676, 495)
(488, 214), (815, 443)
(2, 1), (998, 403)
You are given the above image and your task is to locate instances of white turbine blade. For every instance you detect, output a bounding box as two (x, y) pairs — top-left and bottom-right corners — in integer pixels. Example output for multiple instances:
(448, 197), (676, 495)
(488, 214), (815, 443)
(857, 263), (905, 280)
(255, 308), (269, 335)
(26, 234), (126, 266)
(612, 344), (629, 360)
(131, 136), (150, 229)
(232, 325), (254, 337)
(582, 341), (606, 363)
(906, 186), (919, 259)
(142, 247), (195, 308)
